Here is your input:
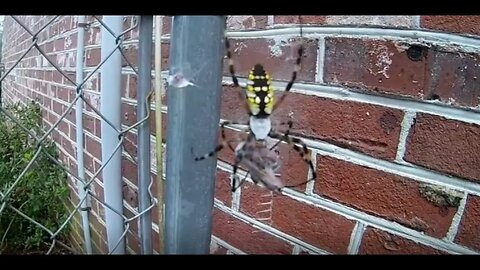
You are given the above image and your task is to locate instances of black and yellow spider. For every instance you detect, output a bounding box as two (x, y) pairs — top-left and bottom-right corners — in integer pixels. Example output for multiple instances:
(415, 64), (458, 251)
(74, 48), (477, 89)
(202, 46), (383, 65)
(195, 16), (316, 192)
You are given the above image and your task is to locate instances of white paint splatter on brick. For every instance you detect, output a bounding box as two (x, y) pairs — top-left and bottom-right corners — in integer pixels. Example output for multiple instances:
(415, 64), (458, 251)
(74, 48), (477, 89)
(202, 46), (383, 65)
(41, 55), (49, 67)
(57, 53), (66, 67)
(268, 36), (289, 57)
(65, 35), (72, 49)
(232, 41), (247, 54)
(227, 16), (256, 30)
(35, 55), (42, 67)
(368, 44), (394, 79)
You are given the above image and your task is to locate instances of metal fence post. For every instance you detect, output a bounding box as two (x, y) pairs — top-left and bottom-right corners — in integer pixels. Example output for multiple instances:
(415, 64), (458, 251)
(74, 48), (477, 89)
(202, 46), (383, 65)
(164, 16), (226, 254)
(137, 15), (153, 255)
(100, 15), (125, 255)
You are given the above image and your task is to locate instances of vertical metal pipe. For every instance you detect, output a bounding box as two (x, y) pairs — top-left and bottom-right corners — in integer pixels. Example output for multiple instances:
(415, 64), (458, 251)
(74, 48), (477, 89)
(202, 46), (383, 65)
(100, 15), (125, 254)
(75, 15), (93, 255)
(165, 16), (226, 254)
(137, 15), (153, 254)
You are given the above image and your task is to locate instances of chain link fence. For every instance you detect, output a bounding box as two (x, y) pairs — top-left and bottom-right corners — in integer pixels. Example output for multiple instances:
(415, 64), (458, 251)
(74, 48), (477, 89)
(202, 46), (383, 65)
(0, 15), (157, 254)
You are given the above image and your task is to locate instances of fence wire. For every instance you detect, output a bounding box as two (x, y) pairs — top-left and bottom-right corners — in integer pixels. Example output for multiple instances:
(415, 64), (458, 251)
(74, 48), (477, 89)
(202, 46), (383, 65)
(0, 15), (156, 254)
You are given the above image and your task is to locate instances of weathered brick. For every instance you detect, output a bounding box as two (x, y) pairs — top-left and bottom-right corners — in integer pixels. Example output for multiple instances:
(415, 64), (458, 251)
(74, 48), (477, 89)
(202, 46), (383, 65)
(239, 183), (276, 224)
(226, 16), (268, 30)
(212, 209), (293, 254)
(359, 227), (446, 254)
(455, 195), (480, 251)
(273, 16), (326, 25)
(324, 38), (428, 98)
(424, 49), (480, 108)
(405, 113), (480, 182)
(85, 25), (101, 46)
(314, 156), (458, 238)
(83, 114), (96, 135)
(85, 135), (101, 159)
(122, 157), (138, 186)
(85, 48), (101, 67)
(122, 102), (137, 126)
(325, 16), (418, 28)
(210, 241), (229, 254)
(221, 86), (403, 160)
(162, 16), (172, 35)
(267, 190), (355, 253)
(421, 16), (480, 37)
(223, 38), (317, 83)
(215, 170), (232, 207)
(123, 131), (138, 159)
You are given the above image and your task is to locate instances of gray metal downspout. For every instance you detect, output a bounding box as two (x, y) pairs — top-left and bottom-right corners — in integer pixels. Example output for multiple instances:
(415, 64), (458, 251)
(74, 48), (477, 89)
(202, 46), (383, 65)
(165, 16), (226, 254)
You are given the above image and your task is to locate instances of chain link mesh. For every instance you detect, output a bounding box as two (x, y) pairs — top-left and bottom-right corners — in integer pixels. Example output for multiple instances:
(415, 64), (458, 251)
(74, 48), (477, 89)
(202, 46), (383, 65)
(0, 15), (156, 254)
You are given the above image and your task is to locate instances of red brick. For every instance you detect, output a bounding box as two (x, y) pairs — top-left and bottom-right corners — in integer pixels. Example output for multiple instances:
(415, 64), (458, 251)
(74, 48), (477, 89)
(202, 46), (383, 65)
(405, 113), (480, 182)
(314, 157), (457, 238)
(226, 16), (268, 30)
(359, 227), (445, 254)
(122, 157), (138, 185)
(85, 26), (101, 46)
(221, 86), (403, 160)
(421, 16), (480, 37)
(56, 86), (70, 102)
(240, 183), (275, 224)
(86, 48), (101, 67)
(273, 16), (326, 25)
(210, 242), (228, 255)
(212, 209), (293, 254)
(162, 16), (172, 35)
(123, 183), (138, 208)
(324, 38), (428, 98)
(126, 231), (141, 254)
(424, 50), (480, 108)
(121, 42), (169, 71)
(152, 230), (162, 253)
(83, 152), (95, 175)
(223, 38), (317, 83)
(215, 170), (232, 207)
(69, 124), (76, 141)
(85, 135), (101, 159)
(52, 100), (64, 115)
(52, 70), (63, 84)
(123, 131), (138, 159)
(455, 195), (480, 251)
(83, 114), (96, 135)
(58, 118), (69, 135)
(268, 190), (355, 253)
(128, 75), (138, 99)
(122, 102), (137, 126)
(89, 212), (107, 240)
(53, 38), (65, 52)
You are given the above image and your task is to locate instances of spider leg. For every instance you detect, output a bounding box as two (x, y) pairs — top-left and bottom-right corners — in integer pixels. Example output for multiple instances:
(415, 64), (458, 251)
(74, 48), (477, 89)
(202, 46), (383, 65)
(194, 120), (247, 161)
(225, 37), (250, 114)
(268, 130), (316, 188)
(231, 137), (249, 192)
(272, 16), (304, 113)
(269, 120), (293, 151)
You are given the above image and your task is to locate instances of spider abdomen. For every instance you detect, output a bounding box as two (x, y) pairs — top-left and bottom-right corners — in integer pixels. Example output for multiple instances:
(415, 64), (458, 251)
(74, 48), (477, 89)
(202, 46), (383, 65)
(246, 64), (274, 118)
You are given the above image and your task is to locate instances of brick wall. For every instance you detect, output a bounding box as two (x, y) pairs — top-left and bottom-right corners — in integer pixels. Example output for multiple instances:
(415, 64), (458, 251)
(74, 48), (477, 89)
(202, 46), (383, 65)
(1, 15), (480, 254)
